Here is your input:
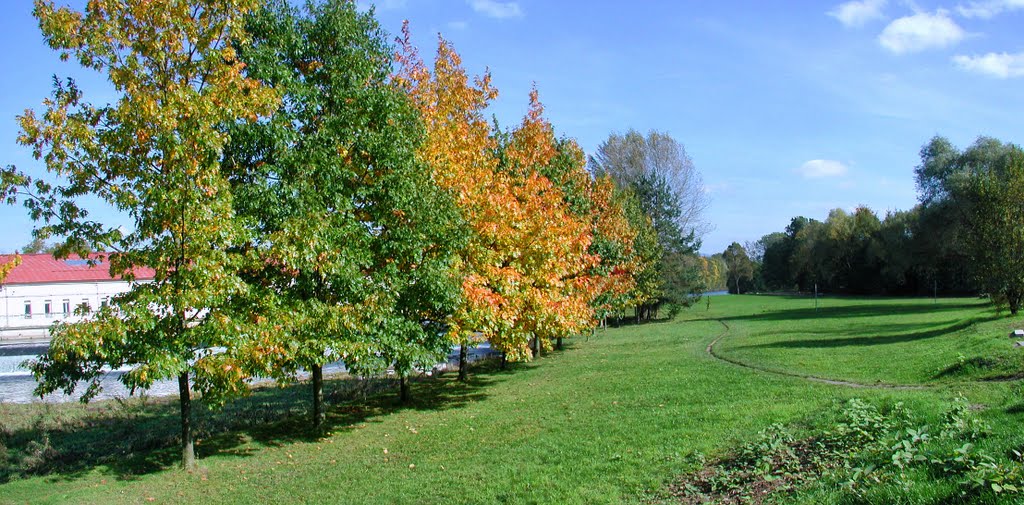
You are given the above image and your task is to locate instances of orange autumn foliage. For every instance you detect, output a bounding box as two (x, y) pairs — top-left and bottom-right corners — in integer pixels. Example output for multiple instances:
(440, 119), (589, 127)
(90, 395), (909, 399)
(500, 90), (601, 351)
(394, 25), (529, 359)
(395, 26), (609, 360)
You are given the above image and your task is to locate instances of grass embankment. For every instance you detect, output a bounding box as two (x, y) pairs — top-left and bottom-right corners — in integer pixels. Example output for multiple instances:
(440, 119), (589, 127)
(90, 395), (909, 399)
(1, 295), (1022, 504)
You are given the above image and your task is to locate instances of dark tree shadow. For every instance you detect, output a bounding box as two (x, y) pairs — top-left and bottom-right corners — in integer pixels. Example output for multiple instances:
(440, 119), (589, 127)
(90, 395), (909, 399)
(719, 299), (989, 323)
(732, 316), (999, 350)
(0, 364), (506, 484)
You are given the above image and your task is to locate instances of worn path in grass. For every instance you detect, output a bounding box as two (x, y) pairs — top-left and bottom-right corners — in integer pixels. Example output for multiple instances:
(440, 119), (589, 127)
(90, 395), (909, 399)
(706, 318), (928, 389)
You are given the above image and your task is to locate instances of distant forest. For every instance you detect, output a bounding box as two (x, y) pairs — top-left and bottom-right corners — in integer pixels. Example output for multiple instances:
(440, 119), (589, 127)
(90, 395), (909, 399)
(716, 135), (1024, 311)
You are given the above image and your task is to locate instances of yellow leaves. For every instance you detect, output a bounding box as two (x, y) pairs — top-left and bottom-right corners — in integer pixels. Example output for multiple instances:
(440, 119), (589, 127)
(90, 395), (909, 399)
(0, 254), (22, 283)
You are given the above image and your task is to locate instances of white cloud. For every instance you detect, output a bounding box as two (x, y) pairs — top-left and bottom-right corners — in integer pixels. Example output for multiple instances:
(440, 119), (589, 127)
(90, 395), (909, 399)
(829, 0), (888, 27)
(954, 52), (1024, 78)
(468, 0), (523, 19)
(878, 10), (965, 54)
(957, 0), (1024, 19)
(447, 20), (469, 30)
(797, 160), (849, 178)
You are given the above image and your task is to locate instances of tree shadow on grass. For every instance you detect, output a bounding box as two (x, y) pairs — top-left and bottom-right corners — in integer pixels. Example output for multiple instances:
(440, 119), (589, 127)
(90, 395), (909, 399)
(0, 365), (503, 484)
(733, 316), (999, 350)
(719, 300), (989, 323)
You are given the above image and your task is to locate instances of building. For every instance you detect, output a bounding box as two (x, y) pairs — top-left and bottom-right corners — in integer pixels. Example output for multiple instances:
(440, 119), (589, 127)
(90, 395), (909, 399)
(0, 253), (154, 342)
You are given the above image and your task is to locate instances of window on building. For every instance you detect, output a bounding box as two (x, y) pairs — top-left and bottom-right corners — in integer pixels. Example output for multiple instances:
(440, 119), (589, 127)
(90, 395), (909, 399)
(62, 299), (70, 316)
(44, 300), (52, 317)
(24, 301), (31, 319)
(101, 297), (109, 309)
(81, 298), (91, 314)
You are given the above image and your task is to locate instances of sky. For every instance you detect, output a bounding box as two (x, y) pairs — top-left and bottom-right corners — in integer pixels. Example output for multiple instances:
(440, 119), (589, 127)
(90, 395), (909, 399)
(1, 0), (1022, 255)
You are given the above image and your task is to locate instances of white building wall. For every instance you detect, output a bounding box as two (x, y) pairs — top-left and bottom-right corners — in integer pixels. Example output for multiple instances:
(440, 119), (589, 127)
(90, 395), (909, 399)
(0, 280), (139, 341)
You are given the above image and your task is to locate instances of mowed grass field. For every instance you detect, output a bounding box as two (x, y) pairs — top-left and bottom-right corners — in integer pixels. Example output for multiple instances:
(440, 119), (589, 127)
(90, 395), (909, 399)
(2, 295), (1023, 504)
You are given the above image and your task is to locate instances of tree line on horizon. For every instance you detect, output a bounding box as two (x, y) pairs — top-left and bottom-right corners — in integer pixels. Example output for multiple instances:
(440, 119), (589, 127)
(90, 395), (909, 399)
(0, 0), (711, 469)
(717, 135), (1024, 315)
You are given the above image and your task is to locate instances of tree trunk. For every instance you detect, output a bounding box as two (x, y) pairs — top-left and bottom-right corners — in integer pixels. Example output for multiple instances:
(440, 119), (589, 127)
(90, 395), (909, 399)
(312, 364), (324, 429)
(458, 342), (468, 382)
(501, 352), (507, 370)
(178, 372), (196, 471)
(532, 336), (540, 358)
(399, 375), (410, 404)
(556, 336), (563, 350)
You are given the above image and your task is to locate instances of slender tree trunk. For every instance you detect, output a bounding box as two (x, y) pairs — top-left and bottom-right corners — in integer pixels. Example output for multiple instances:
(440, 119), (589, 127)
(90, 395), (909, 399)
(556, 336), (563, 350)
(179, 372), (196, 471)
(458, 342), (468, 382)
(312, 364), (324, 429)
(399, 375), (410, 404)
(501, 352), (507, 370)
(532, 336), (540, 358)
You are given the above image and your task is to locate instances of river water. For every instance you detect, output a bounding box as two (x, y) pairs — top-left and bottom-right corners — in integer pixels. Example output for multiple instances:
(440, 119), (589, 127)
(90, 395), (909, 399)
(0, 342), (496, 404)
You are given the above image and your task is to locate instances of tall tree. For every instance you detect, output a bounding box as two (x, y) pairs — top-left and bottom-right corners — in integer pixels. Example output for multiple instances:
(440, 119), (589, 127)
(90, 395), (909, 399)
(8, 0), (278, 470)
(497, 90), (599, 356)
(917, 136), (1024, 313)
(394, 28), (538, 364)
(755, 232), (788, 291)
(589, 129), (709, 250)
(587, 176), (640, 326)
(226, 0), (463, 410)
(619, 188), (662, 321)
(723, 242), (753, 294)
(589, 130), (709, 317)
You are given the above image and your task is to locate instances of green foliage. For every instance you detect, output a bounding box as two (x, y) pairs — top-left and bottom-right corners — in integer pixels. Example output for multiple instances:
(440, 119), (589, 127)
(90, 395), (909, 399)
(722, 241), (753, 294)
(947, 145), (1024, 314)
(6, 0), (280, 469)
(226, 0), (464, 396)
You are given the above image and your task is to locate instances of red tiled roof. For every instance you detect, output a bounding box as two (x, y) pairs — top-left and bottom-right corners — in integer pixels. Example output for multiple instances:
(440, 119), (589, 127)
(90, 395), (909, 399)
(0, 253), (155, 285)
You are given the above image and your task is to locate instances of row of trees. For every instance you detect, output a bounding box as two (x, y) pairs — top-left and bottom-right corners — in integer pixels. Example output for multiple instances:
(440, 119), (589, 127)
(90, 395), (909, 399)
(721, 136), (1024, 314)
(1, 0), (709, 469)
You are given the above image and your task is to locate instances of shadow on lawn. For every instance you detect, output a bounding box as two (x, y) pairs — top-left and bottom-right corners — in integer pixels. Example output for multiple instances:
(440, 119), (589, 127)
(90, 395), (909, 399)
(719, 299), (987, 323)
(734, 316), (999, 350)
(0, 360), (512, 484)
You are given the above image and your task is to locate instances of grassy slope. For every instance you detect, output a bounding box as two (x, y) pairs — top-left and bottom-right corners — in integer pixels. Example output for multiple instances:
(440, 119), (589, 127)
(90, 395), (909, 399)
(1, 296), (1022, 504)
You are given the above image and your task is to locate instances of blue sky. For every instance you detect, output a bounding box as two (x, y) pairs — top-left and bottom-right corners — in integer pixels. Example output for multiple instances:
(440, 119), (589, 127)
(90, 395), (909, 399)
(1, 0), (1022, 255)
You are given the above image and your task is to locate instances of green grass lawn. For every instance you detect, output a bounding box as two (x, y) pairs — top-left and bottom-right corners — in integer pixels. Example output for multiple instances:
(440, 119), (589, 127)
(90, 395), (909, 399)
(711, 296), (1024, 385)
(2, 295), (1024, 504)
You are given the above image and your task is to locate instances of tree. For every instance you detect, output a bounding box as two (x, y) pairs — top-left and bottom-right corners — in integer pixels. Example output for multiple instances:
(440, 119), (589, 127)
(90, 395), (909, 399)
(755, 232), (787, 291)
(226, 0), (464, 411)
(918, 137), (1024, 313)
(723, 242), (753, 294)
(589, 130), (710, 244)
(395, 28), (540, 365)
(8, 0), (278, 470)
(0, 254), (21, 282)
(587, 176), (640, 326)
(589, 130), (709, 317)
(496, 90), (599, 356)
(21, 237), (54, 254)
(619, 188), (662, 321)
